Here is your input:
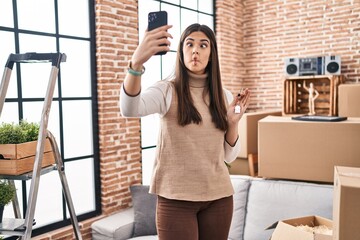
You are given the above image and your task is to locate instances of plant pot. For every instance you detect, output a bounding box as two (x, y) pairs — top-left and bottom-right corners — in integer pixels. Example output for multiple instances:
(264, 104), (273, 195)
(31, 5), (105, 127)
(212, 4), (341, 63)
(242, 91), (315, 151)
(0, 205), (4, 223)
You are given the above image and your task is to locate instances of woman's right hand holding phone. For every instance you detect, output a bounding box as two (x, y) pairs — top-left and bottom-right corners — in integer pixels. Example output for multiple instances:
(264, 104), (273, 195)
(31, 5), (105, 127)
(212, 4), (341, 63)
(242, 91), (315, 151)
(131, 25), (173, 69)
(124, 25), (172, 96)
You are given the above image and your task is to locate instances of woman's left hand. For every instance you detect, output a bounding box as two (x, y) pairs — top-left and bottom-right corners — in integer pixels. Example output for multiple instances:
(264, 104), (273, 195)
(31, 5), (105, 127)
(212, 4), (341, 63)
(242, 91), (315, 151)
(227, 88), (251, 126)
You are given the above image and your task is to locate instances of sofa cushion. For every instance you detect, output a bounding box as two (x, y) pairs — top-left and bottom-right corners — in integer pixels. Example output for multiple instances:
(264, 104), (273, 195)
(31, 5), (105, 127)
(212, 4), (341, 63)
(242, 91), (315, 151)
(228, 175), (251, 240)
(130, 185), (157, 237)
(128, 236), (158, 240)
(91, 208), (134, 240)
(243, 178), (333, 240)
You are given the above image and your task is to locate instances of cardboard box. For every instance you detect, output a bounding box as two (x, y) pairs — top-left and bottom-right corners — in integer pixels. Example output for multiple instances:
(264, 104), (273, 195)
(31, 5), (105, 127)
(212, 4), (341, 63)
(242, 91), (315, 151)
(269, 215), (332, 240)
(338, 83), (360, 117)
(258, 116), (360, 182)
(333, 166), (360, 240)
(228, 157), (250, 175)
(238, 110), (281, 158)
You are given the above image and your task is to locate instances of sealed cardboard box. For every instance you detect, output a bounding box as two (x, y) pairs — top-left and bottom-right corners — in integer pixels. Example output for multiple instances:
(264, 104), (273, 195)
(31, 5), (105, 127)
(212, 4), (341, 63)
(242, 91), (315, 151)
(238, 110), (281, 158)
(269, 215), (332, 240)
(258, 116), (360, 182)
(338, 83), (360, 117)
(333, 166), (360, 240)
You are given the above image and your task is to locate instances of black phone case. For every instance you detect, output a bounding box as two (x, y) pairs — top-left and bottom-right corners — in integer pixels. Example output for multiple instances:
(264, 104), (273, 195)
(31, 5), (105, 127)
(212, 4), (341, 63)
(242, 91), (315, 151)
(148, 11), (168, 55)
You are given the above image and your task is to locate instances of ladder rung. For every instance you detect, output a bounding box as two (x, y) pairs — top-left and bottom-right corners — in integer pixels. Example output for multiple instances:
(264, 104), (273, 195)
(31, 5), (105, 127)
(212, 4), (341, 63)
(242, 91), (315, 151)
(5, 52), (67, 69)
(0, 218), (36, 236)
(0, 164), (57, 180)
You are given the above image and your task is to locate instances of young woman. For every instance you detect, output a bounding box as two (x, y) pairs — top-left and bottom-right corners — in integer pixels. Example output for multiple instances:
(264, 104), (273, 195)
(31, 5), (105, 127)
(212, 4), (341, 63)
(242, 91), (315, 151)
(120, 23), (250, 240)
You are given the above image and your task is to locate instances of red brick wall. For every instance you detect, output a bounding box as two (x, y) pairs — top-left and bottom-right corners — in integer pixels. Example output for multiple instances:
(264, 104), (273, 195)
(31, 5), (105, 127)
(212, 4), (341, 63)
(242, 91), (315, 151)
(217, 0), (360, 112)
(34, 0), (360, 239)
(95, 0), (142, 216)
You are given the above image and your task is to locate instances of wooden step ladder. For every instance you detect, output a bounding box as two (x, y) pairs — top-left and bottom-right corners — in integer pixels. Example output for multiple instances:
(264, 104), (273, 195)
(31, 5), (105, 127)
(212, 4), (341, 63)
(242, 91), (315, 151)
(0, 52), (82, 240)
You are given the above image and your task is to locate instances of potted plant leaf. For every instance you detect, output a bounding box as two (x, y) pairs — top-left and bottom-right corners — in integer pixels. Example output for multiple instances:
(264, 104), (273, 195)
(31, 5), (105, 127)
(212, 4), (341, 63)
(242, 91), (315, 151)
(0, 120), (55, 175)
(0, 180), (16, 223)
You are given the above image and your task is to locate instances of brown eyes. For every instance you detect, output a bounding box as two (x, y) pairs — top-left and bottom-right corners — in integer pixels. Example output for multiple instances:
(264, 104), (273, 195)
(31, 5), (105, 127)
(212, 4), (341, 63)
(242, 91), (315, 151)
(185, 42), (208, 48)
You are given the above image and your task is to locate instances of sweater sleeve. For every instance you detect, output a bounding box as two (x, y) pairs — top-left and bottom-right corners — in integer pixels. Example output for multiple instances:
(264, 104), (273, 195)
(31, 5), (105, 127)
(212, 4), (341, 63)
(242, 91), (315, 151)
(223, 88), (241, 163)
(120, 80), (172, 117)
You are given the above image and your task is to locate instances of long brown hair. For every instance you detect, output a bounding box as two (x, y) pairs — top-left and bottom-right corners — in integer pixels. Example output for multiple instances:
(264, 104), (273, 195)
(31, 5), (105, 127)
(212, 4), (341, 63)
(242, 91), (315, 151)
(173, 23), (228, 131)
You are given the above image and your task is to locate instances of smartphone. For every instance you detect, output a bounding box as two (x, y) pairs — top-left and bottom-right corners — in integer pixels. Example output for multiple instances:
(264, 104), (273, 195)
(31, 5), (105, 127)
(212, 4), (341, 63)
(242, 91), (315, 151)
(148, 11), (168, 55)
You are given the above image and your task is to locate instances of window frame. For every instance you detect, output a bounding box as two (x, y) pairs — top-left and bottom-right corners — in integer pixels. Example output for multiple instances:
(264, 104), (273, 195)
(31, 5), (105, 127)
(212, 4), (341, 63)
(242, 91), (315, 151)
(138, 0), (215, 184)
(0, 0), (100, 237)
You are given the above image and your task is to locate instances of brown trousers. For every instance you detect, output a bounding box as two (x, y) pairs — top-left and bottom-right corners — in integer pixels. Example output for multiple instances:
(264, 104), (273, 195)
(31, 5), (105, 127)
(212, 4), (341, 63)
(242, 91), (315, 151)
(156, 195), (233, 240)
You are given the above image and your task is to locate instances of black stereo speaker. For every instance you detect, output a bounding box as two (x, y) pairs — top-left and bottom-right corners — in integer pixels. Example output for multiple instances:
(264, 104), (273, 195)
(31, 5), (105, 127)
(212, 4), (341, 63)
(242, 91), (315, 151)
(284, 58), (299, 76)
(324, 55), (341, 75)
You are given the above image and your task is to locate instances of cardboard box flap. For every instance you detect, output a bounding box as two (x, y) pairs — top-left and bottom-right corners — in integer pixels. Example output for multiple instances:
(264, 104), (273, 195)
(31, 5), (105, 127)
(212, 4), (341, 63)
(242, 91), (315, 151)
(283, 215), (332, 229)
(270, 216), (332, 240)
(335, 166), (360, 187)
(265, 221), (279, 230)
(272, 221), (313, 240)
(268, 215), (332, 229)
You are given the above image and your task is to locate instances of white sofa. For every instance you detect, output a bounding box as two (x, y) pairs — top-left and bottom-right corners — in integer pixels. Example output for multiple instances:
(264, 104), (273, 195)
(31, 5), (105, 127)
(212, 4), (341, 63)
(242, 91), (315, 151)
(91, 175), (333, 240)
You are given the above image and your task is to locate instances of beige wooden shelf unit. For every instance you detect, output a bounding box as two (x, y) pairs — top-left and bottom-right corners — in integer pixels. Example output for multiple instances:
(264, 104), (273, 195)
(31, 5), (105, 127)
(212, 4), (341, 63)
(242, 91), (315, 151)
(283, 75), (345, 116)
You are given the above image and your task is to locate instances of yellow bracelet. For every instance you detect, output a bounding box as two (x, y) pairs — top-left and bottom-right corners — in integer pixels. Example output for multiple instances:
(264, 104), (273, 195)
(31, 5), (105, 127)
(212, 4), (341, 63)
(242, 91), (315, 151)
(127, 60), (145, 76)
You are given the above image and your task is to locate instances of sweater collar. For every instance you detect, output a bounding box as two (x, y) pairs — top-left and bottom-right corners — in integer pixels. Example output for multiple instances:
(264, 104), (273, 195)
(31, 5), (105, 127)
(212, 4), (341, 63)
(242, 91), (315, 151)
(188, 71), (208, 88)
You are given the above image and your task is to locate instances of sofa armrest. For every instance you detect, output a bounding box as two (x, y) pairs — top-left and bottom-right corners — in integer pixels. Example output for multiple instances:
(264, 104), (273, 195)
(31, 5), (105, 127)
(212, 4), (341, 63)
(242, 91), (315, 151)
(91, 207), (135, 240)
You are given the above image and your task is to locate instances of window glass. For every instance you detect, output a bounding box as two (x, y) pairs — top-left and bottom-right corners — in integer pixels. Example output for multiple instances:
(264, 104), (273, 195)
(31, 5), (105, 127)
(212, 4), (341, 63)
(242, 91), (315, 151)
(20, 62), (59, 99)
(22, 102), (61, 142)
(0, 32), (15, 66)
(17, 0), (55, 33)
(142, 55), (162, 90)
(138, 0), (160, 39)
(60, 38), (91, 98)
(3, 206), (14, 220)
(141, 114), (160, 148)
(0, 32), (17, 98)
(3, 181), (23, 218)
(19, 33), (57, 53)
(65, 158), (96, 215)
(142, 148), (156, 185)
(161, 3), (181, 52)
(199, 14), (214, 31)
(0, 0), (13, 27)
(181, 8), (198, 32)
(181, 0), (197, 10)
(199, 0), (213, 14)
(58, 0), (90, 37)
(18, 34), (57, 102)
(62, 100), (93, 159)
(162, 51), (176, 79)
(0, 102), (18, 123)
(28, 171), (63, 228)
(163, 0), (179, 4)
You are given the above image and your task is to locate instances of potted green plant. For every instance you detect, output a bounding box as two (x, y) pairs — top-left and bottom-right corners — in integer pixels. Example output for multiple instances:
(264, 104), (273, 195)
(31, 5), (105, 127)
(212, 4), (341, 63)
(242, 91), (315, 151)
(0, 120), (40, 145)
(0, 180), (16, 223)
